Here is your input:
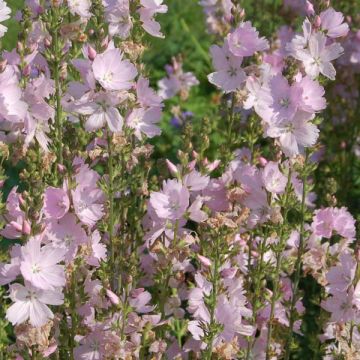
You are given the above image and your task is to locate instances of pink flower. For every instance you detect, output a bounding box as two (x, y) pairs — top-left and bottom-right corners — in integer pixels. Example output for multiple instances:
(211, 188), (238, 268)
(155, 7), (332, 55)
(326, 252), (356, 293)
(92, 48), (137, 91)
(262, 161), (287, 194)
(73, 330), (106, 360)
(320, 8), (349, 39)
(208, 40), (246, 93)
(85, 230), (107, 267)
(68, 0), (91, 19)
(291, 32), (343, 80)
(296, 76), (326, 113)
(227, 21), (269, 57)
(269, 74), (302, 121)
(149, 179), (190, 220)
(0, 0), (11, 38)
(138, 0), (168, 38)
(136, 76), (163, 109)
(0, 245), (21, 285)
(44, 213), (88, 263)
(126, 107), (162, 139)
(43, 187), (70, 219)
(129, 288), (155, 313)
(20, 237), (66, 290)
(321, 289), (356, 323)
(6, 283), (64, 327)
(104, 0), (132, 38)
(266, 111), (319, 157)
(75, 91), (124, 132)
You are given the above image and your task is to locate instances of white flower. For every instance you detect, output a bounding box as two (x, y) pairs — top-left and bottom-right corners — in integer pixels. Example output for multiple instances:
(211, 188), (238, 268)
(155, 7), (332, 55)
(0, 0), (11, 38)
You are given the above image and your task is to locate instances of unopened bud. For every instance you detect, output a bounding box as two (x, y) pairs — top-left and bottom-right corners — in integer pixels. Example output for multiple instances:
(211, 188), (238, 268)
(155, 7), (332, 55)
(87, 45), (97, 61)
(166, 159), (178, 176)
(106, 289), (120, 305)
(22, 220), (31, 235)
(305, 1), (315, 16)
(258, 156), (268, 167)
(44, 37), (52, 48)
(17, 41), (24, 53)
(22, 64), (31, 77)
(314, 16), (321, 28)
(197, 254), (212, 267)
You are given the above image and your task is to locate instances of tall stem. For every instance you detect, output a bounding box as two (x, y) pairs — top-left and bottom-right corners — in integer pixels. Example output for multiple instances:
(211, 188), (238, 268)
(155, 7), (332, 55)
(52, 8), (63, 165)
(265, 169), (292, 360)
(284, 152), (309, 360)
(107, 132), (115, 289)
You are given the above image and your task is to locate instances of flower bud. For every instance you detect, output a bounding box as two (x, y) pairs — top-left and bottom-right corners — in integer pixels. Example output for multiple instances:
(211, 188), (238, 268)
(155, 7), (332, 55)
(87, 45), (97, 61)
(258, 156), (268, 167)
(314, 16), (321, 28)
(305, 1), (315, 16)
(106, 289), (120, 305)
(22, 64), (31, 77)
(166, 159), (178, 176)
(22, 220), (31, 235)
(197, 254), (212, 267)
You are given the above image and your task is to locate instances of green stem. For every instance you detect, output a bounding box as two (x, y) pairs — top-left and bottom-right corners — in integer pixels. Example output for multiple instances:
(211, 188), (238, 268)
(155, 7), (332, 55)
(265, 169), (293, 360)
(69, 273), (77, 360)
(107, 132), (115, 289)
(284, 152), (309, 360)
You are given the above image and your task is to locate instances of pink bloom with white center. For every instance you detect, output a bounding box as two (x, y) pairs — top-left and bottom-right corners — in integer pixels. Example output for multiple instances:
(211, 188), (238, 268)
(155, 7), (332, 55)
(227, 21), (269, 57)
(68, 0), (92, 19)
(319, 8), (349, 39)
(85, 230), (107, 267)
(291, 32), (344, 80)
(75, 91), (124, 132)
(92, 48), (137, 91)
(296, 76), (326, 113)
(6, 283), (64, 327)
(262, 161), (287, 194)
(20, 237), (66, 290)
(321, 289), (356, 323)
(208, 40), (246, 93)
(269, 74), (302, 121)
(0, 0), (11, 38)
(326, 252), (356, 293)
(126, 107), (162, 140)
(149, 179), (190, 220)
(266, 111), (319, 157)
(44, 213), (88, 263)
(129, 288), (155, 313)
(43, 187), (70, 219)
(138, 0), (168, 38)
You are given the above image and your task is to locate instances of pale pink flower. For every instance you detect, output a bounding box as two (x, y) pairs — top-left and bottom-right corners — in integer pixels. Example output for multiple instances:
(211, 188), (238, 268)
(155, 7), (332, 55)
(104, 0), (132, 38)
(0, 0), (11, 38)
(92, 48), (137, 91)
(20, 237), (66, 290)
(208, 40), (246, 93)
(73, 330), (106, 360)
(269, 74), (302, 121)
(138, 0), (168, 38)
(136, 76), (163, 109)
(326, 252), (356, 293)
(0, 245), (21, 285)
(262, 161), (287, 194)
(68, 0), (92, 19)
(227, 21), (269, 57)
(126, 107), (162, 139)
(149, 179), (190, 220)
(296, 76), (326, 113)
(292, 32), (343, 80)
(43, 187), (70, 219)
(320, 8), (349, 39)
(6, 283), (64, 327)
(321, 289), (356, 323)
(44, 213), (88, 263)
(129, 288), (155, 313)
(85, 230), (107, 267)
(266, 111), (319, 157)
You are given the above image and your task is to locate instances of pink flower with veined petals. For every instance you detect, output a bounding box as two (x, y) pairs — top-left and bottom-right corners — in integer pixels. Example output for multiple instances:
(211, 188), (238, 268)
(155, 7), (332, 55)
(138, 0), (168, 38)
(320, 8), (349, 39)
(296, 76), (326, 113)
(149, 179), (190, 220)
(208, 40), (246, 93)
(92, 48), (137, 91)
(6, 282), (64, 327)
(85, 230), (107, 267)
(227, 21), (269, 57)
(20, 237), (66, 290)
(43, 187), (70, 219)
(262, 161), (287, 194)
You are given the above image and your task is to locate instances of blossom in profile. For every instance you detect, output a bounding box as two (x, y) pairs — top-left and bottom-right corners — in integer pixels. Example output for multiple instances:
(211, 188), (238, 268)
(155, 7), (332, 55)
(0, 0), (11, 38)
(92, 48), (137, 91)
(227, 21), (269, 57)
(138, 0), (168, 38)
(208, 40), (246, 93)
(6, 283), (64, 327)
(319, 8), (349, 38)
(20, 237), (66, 290)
